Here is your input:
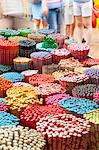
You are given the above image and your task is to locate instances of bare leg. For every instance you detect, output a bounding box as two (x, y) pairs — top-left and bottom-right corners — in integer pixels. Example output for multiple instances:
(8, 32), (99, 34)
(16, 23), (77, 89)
(82, 16), (92, 45)
(33, 19), (41, 32)
(75, 16), (83, 43)
(65, 25), (70, 38)
(70, 23), (75, 38)
(42, 20), (48, 28)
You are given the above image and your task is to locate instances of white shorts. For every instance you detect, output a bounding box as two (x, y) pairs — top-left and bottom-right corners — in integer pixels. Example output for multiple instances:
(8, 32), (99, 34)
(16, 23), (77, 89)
(64, 5), (74, 25)
(73, 1), (92, 17)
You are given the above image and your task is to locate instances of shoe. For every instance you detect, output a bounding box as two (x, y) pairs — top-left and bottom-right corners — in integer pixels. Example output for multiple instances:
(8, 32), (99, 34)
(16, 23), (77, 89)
(82, 38), (86, 43)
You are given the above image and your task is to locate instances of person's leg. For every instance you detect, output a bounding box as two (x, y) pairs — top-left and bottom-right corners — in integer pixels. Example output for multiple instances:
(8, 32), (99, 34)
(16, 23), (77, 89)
(42, 20), (47, 28)
(82, 16), (92, 44)
(42, 16), (48, 28)
(82, 2), (92, 44)
(64, 4), (74, 38)
(65, 25), (70, 38)
(57, 8), (64, 33)
(73, 2), (83, 43)
(41, 3), (48, 28)
(47, 9), (57, 33)
(75, 16), (83, 43)
(70, 20), (75, 38)
(64, 6), (70, 37)
(34, 19), (41, 30)
(31, 3), (42, 31)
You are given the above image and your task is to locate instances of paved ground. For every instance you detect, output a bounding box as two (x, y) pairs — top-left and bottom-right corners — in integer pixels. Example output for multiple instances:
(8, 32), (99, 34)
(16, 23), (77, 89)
(89, 29), (99, 58)
(74, 28), (99, 59)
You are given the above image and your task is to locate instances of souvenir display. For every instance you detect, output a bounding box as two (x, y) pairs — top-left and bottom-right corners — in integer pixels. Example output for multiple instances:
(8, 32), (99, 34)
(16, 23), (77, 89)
(49, 33), (65, 48)
(72, 84), (99, 100)
(0, 102), (8, 112)
(9, 36), (27, 42)
(36, 37), (58, 52)
(0, 111), (19, 127)
(59, 57), (83, 71)
(28, 33), (45, 43)
(19, 40), (36, 58)
(13, 57), (31, 71)
(84, 109), (99, 150)
(29, 74), (55, 86)
(35, 83), (66, 99)
(0, 22), (98, 149)
(0, 40), (19, 65)
(18, 28), (33, 37)
(0, 126), (45, 149)
(21, 70), (38, 82)
(37, 114), (91, 150)
(45, 93), (71, 105)
(59, 73), (89, 93)
(82, 58), (99, 67)
(6, 86), (41, 117)
(67, 43), (90, 60)
(0, 29), (19, 38)
(51, 48), (71, 64)
(0, 72), (24, 82)
(0, 77), (13, 97)
(93, 92), (99, 104)
(84, 68), (99, 84)
(64, 39), (77, 48)
(58, 97), (99, 115)
(0, 64), (11, 74)
(20, 105), (66, 128)
(31, 52), (52, 73)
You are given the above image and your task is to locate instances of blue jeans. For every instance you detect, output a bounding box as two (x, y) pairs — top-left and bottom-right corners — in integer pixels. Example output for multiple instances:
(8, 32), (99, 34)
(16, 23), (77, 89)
(47, 8), (64, 33)
(31, 2), (47, 21)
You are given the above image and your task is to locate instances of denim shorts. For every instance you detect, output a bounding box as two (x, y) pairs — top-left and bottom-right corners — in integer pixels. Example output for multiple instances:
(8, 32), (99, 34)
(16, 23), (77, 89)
(47, 8), (64, 33)
(31, 2), (47, 20)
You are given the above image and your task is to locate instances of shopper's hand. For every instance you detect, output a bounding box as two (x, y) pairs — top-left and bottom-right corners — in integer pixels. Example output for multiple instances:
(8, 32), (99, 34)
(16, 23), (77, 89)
(42, 5), (48, 16)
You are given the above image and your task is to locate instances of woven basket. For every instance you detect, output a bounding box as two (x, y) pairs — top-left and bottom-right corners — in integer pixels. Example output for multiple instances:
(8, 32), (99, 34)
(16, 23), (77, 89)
(30, 52), (52, 73)
(28, 33), (45, 43)
(82, 58), (99, 67)
(67, 43), (90, 61)
(84, 68), (99, 85)
(0, 40), (19, 65)
(59, 57), (83, 71)
(59, 73), (89, 94)
(48, 33), (66, 48)
(72, 84), (99, 100)
(64, 39), (77, 48)
(19, 40), (36, 58)
(51, 48), (71, 64)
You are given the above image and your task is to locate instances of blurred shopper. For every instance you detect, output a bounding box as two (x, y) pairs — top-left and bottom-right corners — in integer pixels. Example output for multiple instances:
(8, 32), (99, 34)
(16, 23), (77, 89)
(31, 0), (47, 31)
(64, 0), (75, 38)
(42, 0), (64, 33)
(73, 0), (93, 44)
(0, 0), (3, 18)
